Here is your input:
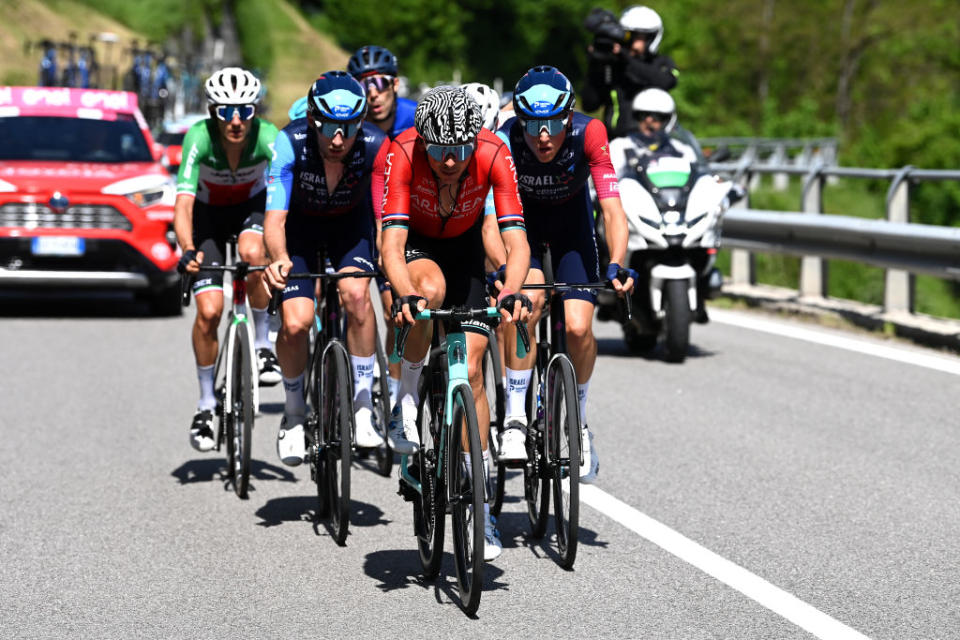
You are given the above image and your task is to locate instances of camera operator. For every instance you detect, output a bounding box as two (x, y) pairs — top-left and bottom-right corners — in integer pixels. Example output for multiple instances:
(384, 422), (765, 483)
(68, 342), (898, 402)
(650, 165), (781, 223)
(582, 5), (678, 139)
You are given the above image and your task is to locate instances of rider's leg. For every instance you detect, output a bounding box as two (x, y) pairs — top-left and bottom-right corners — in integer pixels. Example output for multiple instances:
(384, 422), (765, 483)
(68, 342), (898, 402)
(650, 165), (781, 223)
(397, 258), (445, 403)
(237, 226), (270, 342)
(193, 289), (223, 410)
(380, 287), (401, 407)
(501, 267), (545, 421)
(564, 298), (597, 420)
(338, 266), (383, 447)
(466, 330), (491, 452)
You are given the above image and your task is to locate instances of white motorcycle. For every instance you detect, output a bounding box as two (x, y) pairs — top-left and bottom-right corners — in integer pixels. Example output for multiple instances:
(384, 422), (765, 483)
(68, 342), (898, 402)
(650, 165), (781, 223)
(598, 154), (737, 362)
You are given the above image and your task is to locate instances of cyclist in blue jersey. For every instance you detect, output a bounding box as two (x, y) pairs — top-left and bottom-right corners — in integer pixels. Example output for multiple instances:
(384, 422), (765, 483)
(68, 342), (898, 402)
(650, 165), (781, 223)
(263, 71), (390, 466)
(495, 66), (635, 483)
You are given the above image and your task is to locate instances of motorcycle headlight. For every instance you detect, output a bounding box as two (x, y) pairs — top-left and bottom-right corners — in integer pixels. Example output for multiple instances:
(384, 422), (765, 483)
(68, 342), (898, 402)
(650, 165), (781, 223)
(102, 175), (175, 208)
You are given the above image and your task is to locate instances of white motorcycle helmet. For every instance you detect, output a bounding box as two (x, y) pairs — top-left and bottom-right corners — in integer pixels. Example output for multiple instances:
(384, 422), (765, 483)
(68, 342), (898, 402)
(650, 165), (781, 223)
(631, 88), (677, 132)
(620, 6), (663, 55)
(461, 82), (501, 131)
(205, 67), (262, 105)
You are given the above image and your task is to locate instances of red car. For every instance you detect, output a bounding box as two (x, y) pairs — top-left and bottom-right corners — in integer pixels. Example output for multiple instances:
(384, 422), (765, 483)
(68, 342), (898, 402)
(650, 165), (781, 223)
(0, 87), (182, 314)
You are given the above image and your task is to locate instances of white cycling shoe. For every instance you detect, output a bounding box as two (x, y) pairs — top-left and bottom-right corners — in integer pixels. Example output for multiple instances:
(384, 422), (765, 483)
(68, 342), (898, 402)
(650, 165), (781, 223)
(354, 405), (385, 448)
(386, 403), (419, 455)
(189, 409), (216, 452)
(497, 417), (528, 462)
(277, 414), (306, 467)
(578, 424), (599, 484)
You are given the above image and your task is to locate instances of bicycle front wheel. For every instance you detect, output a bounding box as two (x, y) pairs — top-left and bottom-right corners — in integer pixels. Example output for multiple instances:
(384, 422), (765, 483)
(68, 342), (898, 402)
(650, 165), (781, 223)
(231, 322), (254, 499)
(547, 354), (580, 569)
(482, 334), (506, 516)
(373, 325), (393, 477)
(448, 382), (485, 616)
(323, 342), (352, 545)
(414, 382), (444, 578)
(525, 365), (550, 538)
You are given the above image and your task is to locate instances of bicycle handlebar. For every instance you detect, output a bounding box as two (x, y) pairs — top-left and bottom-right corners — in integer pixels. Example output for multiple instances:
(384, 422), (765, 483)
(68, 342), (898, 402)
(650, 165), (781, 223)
(179, 263), (266, 308)
(267, 270), (381, 315)
(392, 306), (530, 363)
(522, 275), (633, 322)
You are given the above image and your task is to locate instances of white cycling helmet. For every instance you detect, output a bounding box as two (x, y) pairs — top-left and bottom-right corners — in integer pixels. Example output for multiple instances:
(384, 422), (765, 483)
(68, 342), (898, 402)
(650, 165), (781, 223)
(620, 6), (663, 54)
(461, 82), (501, 131)
(205, 67), (262, 105)
(631, 88), (677, 131)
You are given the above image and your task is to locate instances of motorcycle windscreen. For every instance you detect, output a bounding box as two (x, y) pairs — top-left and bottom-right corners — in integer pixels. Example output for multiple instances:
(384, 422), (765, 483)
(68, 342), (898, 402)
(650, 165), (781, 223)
(644, 156), (692, 189)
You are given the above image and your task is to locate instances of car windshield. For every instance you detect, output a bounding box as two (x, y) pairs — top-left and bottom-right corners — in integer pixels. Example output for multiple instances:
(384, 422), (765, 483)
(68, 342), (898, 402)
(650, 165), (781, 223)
(0, 114), (153, 163)
(156, 131), (185, 146)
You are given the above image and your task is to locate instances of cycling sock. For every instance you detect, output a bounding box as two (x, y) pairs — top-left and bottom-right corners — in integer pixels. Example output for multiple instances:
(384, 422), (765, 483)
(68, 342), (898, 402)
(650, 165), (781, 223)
(578, 380), (590, 424)
(399, 357), (423, 414)
(387, 376), (400, 411)
(250, 305), (271, 350)
(505, 367), (532, 420)
(197, 364), (216, 411)
(282, 370), (306, 417)
(351, 354), (375, 408)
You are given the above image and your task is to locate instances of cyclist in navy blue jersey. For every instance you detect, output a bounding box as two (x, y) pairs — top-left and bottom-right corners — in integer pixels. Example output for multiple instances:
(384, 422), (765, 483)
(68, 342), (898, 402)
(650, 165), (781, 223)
(263, 71), (390, 466)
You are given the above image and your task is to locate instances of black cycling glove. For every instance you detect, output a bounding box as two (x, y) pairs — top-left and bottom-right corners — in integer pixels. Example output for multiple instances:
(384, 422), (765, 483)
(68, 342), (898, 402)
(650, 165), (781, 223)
(391, 294), (427, 319)
(177, 249), (198, 274)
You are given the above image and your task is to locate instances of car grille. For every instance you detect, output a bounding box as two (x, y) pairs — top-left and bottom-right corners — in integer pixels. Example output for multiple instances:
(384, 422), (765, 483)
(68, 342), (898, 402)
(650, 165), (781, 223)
(0, 203), (132, 231)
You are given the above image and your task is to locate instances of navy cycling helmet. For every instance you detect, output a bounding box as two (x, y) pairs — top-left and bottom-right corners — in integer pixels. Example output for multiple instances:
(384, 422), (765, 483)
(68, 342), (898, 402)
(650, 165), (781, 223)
(347, 45), (399, 79)
(307, 71), (367, 121)
(512, 66), (576, 119)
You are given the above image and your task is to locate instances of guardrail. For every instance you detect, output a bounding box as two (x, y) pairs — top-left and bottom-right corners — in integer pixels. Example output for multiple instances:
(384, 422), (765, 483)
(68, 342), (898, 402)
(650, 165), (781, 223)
(706, 159), (960, 330)
(700, 137), (839, 191)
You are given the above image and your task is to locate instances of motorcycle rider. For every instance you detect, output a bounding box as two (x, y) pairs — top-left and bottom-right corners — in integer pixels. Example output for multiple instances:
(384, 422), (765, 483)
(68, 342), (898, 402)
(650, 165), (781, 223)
(609, 88), (698, 177)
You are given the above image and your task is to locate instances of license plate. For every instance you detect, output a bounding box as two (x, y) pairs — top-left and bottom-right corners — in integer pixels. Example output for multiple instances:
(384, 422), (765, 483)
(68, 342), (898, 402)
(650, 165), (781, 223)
(31, 236), (86, 256)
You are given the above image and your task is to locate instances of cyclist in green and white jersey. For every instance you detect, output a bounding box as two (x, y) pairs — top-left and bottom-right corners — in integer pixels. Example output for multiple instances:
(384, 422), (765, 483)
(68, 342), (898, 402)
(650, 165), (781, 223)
(173, 67), (280, 452)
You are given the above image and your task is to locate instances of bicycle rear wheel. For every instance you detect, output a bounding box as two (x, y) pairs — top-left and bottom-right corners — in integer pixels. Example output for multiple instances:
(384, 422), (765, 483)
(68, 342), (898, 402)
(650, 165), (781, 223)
(231, 323), (254, 499)
(373, 325), (393, 477)
(323, 342), (352, 545)
(525, 365), (550, 538)
(448, 383), (485, 616)
(415, 380), (445, 578)
(482, 334), (506, 516)
(546, 354), (580, 569)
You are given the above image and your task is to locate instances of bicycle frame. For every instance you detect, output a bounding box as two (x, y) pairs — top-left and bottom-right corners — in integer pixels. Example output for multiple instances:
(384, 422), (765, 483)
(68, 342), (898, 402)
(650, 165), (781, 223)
(220, 262), (260, 419)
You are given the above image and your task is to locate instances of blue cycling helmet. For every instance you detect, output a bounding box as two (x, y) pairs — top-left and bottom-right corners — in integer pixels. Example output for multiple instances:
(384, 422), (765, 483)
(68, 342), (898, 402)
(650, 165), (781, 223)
(347, 45), (399, 79)
(512, 65), (576, 119)
(307, 71), (367, 121)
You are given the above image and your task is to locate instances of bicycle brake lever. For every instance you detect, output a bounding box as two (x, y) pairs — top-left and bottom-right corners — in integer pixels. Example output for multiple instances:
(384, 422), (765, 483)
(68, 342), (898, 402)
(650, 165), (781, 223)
(391, 324), (412, 364)
(268, 288), (283, 316)
(516, 320), (530, 359)
(180, 275), (191, 308)
(615, 272), (633, 322)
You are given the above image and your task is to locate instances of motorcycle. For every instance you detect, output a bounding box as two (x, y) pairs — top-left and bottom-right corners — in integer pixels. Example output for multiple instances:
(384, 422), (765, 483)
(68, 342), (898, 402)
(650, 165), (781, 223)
(597, 153), (739, 362)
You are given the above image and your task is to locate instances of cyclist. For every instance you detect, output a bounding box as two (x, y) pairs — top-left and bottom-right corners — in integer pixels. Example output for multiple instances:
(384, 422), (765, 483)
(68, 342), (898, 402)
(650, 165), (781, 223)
(496, 66), (635, 484)
(348, 45), (419, 410)
(174, 67), (280, 452)
(263, 71), (390, 466)
(381, 86), (531, 560)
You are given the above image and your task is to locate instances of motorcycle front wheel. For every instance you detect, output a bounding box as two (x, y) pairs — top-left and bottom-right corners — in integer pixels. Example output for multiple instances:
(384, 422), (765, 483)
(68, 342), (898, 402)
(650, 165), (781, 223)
(663, 279), (692, 362)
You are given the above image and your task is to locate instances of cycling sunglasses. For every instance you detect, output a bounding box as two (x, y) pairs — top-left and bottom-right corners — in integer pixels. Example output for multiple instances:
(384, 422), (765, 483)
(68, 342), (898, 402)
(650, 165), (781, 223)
(214, 104), (256, 121)
(313, 117), (363, 139)
(363, 75), (394, 92)
(424, 142), (475, 162)
(522, 114), (569, 137)
(635, 111), (670, 123)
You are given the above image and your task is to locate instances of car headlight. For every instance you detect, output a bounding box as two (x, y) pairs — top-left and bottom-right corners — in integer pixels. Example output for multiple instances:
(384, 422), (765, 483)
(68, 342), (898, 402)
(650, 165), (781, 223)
(102, 175), (175, 208)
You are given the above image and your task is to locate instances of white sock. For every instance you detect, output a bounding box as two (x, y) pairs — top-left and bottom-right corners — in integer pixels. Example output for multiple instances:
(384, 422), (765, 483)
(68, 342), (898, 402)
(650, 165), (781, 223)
(282, 370), (306, 417)
(578, 380), (590, 424)
(351, 354), (375, 409)
(197, 364), (216, 411)
(250, 306), (271, 351)
(399, 357), (424, 413)
(505, 367), (532, 419)
(387, 376), (400, 410)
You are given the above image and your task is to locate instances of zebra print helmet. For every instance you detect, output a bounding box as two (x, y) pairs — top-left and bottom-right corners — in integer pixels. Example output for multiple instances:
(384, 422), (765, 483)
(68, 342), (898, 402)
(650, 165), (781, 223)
(414, 86), (482, 145)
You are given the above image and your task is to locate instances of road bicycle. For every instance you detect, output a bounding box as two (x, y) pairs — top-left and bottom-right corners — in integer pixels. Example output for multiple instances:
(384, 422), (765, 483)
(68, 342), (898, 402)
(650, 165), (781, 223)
(180, 248), (263, 499)
(395, 306), (527, 615)
(268, 268), (383, 545)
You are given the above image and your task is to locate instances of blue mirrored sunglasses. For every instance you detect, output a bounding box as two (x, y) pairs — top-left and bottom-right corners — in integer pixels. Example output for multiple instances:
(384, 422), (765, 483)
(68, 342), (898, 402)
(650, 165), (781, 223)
(214, 104), (256, 121)
(522, 114), (569, 136)
(314, 118), (362, 139)
(424, 142), (475, 162)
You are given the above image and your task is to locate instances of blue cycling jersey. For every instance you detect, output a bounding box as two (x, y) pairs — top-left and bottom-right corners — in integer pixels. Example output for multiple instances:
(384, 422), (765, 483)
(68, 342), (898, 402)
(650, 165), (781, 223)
(266, 119), (388, 217)
(390, 97), (417, 140)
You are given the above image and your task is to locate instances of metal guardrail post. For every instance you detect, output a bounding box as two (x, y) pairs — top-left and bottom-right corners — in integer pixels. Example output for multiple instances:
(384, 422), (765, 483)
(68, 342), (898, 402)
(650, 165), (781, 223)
(730, 153), (756, 286)
(884, 166), (915, 314)
(799, 161), (827, 298)
(772, 143), (788, 191)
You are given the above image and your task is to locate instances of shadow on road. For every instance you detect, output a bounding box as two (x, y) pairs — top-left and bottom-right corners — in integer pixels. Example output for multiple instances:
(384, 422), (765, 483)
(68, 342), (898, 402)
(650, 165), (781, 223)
(362, 548), (508, 614)
(170, 458), (297, 496)
(254, 496), (390, 532)
(495, 510), (609, 567)
(596, 336), (717, 361)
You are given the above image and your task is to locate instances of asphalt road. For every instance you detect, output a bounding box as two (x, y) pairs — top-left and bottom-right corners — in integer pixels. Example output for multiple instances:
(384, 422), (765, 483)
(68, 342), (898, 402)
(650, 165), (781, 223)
(2, 295), (958, 639)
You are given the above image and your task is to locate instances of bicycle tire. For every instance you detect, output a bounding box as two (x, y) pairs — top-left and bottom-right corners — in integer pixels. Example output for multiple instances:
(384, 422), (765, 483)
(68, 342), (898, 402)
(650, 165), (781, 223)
(373, 325), (394, 477)
(231, 323), (254, 499)
(310, 342), (330, 520)
(415, 381), (444, 578)
(547, 354), (580, 568)
(323, 341), (352, 545)
(448, 382), (485, 616)
(525, 364), (550, 538)
(482, 335), (506, 516)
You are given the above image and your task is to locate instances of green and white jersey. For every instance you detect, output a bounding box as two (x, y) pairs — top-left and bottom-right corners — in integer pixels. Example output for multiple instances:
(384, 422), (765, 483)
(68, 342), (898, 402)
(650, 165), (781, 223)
(176, 117), (278, 206)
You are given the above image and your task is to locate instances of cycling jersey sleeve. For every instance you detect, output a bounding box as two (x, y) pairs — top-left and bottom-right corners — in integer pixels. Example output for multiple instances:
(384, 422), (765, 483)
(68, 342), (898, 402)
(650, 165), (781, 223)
(255, 120), (280, 160)
(370, 137), (389, 221)
(381, 140), (411, 231)
(584, 118), (620, 201)
(176, 122), (210, 197)
(265, 129), (296, 211)
(489, 144), (524, 233)
(482, 131), (512, 218)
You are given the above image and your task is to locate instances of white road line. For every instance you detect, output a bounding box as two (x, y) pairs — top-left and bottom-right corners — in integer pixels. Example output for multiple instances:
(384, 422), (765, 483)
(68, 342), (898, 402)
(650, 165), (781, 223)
(578, 484), (871, 640)
(711, 308), (960, 376)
